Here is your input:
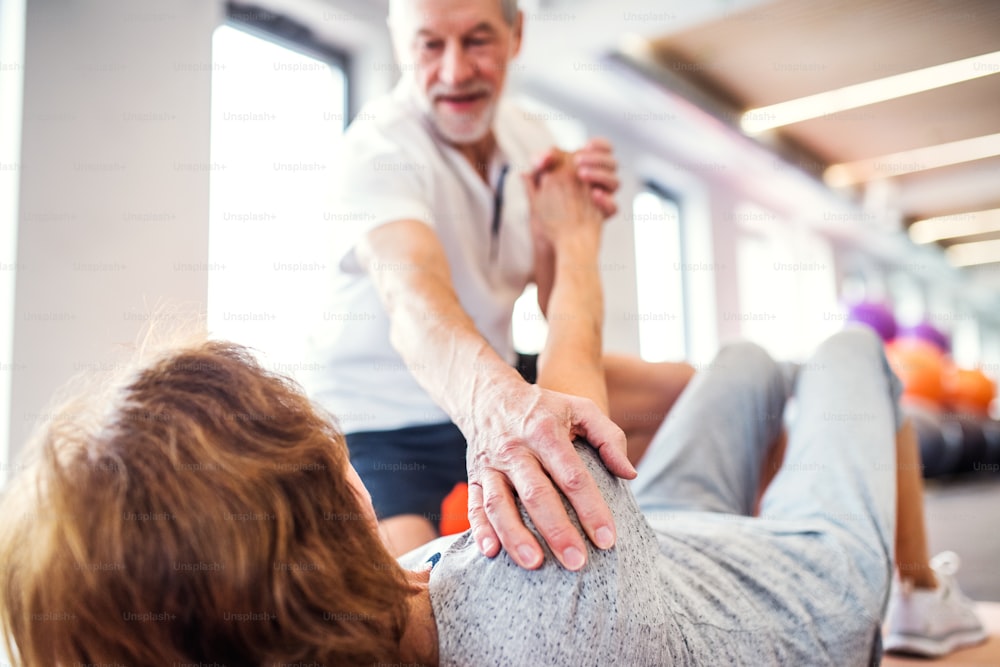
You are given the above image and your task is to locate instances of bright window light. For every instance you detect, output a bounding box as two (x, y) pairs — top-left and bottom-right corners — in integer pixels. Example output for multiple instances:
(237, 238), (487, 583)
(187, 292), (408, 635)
(742, 50), (1000, 134)
(909, 207), (1000, 244)
(511, 284), (548, 354)
(513, 94), (589, 150)
(209, 25), (346, 377)
(735, 203), (837, 361)
(824, 132), (1000, 187)
(633, 191), (685, 362)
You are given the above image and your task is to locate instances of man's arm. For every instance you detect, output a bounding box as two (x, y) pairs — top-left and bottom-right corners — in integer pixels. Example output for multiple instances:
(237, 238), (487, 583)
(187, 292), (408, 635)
(356, 221), (632, 571)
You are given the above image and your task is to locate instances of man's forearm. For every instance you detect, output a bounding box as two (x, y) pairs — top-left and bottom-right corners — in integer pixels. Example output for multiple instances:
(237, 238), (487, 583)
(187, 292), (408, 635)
(386, 273), (523, 429)
(361, 224), (524, 434)
(536, 234), (608, 413)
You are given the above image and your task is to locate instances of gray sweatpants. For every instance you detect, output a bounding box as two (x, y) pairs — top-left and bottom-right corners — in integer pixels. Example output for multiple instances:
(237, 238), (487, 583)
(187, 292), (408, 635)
(631, 328), (903, 664)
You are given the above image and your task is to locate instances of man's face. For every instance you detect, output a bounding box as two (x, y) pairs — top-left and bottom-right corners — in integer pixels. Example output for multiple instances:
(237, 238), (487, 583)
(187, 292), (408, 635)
(391, 0), (522, 145)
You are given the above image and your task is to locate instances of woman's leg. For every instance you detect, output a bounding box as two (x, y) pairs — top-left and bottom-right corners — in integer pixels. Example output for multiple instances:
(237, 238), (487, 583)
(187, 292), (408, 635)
(893, 419), (937, 589)
(631, 340), (789, 517)
(603, 354), (695, 466)
(759, 328), (901, 616)
(756, 418), (937, 588)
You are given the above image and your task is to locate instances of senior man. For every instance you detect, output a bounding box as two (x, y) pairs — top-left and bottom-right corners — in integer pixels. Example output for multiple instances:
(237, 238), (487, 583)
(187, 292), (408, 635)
(305, 0), (692, 567)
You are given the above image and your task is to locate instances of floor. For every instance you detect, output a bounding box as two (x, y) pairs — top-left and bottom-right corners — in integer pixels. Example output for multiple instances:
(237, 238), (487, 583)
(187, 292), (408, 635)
(922, 473), (1000, 602)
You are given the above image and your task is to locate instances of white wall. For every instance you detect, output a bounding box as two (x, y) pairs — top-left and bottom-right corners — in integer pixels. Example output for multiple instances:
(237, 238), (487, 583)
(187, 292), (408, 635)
(1, 0), (26, 486)
(8, 0), (222, 465)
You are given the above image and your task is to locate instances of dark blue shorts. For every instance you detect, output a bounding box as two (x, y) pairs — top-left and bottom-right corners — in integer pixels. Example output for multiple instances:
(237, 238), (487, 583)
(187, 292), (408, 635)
(346, 421), (468, 522)
(346, 354), (537, 523)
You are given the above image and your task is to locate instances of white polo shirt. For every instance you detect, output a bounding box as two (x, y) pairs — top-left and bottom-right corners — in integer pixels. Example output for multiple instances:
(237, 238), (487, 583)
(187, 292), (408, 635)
(302, 80), (555, 433)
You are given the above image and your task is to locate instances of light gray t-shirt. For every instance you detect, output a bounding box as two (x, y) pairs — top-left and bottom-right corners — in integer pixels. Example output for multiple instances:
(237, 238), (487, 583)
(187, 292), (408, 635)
(402, 442), (880, 666)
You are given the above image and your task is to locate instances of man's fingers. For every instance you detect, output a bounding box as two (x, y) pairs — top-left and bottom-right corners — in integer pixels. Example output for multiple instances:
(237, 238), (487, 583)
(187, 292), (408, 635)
(467, 480), (501, 558)
(582, 137), (613, 153)
(592, 188), (618, 219)
(542, 438), (618, 552)
(504, 451), (589, 570)
(577, 165), (619, 194)
(571, 396), (635, 480)
(530, 148), (560, 179)
(479, 468), (545, 569)
(574, 150), (617, 172)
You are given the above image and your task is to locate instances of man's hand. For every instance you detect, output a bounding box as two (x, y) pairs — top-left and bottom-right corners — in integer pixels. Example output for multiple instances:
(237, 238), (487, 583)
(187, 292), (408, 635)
(522, 150), (603, 249)
(463, 381), (633, 571)
(530, 138), (619, 220)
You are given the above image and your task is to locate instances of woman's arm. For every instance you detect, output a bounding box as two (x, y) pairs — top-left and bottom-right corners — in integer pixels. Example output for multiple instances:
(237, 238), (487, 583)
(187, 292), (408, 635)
(522, 154), (608, 413)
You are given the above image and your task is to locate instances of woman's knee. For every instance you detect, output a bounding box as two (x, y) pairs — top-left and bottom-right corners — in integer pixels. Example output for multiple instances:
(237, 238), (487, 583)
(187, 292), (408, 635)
(713, 340), (782, 381)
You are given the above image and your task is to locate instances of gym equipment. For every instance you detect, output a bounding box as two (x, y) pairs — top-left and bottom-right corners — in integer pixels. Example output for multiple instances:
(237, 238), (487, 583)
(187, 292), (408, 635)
(440, 482), (470, 535)
(898, 321), (950, 354)
(886, 338), (947, 407)
(845, 301), (897, 341)
(945, 367), (996, 418)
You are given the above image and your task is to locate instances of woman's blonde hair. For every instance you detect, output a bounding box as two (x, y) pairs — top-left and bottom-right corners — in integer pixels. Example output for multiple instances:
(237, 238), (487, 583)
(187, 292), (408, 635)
(0, 340), (415, 666)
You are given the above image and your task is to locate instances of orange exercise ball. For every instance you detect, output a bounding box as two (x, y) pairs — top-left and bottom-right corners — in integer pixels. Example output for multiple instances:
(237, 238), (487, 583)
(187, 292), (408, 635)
(885, 338), (947, 408)
(945, 367), (996, 418)
(439, 482), (470, 536)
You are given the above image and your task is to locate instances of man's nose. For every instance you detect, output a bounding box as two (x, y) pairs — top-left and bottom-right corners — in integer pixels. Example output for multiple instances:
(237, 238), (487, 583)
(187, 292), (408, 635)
(440, 42), (475, 87)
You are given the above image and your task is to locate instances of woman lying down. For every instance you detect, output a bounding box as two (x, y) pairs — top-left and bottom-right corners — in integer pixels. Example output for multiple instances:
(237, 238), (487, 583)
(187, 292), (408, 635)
(0, 164), (979, 666)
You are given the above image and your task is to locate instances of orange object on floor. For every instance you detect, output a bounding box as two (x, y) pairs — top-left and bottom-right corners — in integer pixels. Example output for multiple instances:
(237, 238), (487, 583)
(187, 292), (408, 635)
(439, 482), (470, 535)
(882, 601), (1000, 666)
(886, 339), (948, 407)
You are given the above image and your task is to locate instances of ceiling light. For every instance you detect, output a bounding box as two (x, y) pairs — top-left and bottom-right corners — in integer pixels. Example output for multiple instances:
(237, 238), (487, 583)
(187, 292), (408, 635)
(946, 238), (1000, 267)
(909, 208), (1000, 244)
(741, 50), (1000, 134)
(823, 132), (1000, 187)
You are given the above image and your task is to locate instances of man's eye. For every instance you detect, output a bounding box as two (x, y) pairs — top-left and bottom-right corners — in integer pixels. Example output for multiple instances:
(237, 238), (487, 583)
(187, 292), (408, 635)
(466, 37), (491, 47)
(420, 40), (443, 51)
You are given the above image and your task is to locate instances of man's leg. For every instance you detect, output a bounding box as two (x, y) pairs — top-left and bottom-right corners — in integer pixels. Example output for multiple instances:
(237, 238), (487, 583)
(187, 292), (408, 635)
(603, 353), (695, 466)
(346, 422), (468, 557)
(630, 341), (788, 516)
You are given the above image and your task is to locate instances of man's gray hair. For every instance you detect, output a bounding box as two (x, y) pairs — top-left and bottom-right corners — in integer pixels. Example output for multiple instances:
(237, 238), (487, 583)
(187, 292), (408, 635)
(389, 0), (520, 26)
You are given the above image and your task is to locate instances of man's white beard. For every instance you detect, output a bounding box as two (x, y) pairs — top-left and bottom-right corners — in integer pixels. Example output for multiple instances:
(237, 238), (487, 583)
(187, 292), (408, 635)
(431, 97), (497, 144)
(418, 81), (498, 145)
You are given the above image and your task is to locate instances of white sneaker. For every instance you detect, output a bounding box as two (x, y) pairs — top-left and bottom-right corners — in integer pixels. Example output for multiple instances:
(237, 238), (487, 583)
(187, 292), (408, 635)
(883, 551), (988, 656)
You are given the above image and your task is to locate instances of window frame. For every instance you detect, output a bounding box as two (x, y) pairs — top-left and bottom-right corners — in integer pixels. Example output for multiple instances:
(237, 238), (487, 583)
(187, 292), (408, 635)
(225, 1), (351, 123)
(635, 180), (690, 361)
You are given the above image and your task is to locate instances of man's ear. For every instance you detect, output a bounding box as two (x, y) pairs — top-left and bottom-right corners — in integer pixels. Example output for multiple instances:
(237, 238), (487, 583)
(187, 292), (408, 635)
(510, 10), (524, 58)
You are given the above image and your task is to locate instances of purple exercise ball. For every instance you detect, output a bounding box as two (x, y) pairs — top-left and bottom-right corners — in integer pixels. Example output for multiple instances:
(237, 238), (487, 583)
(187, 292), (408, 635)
(845, 301), (897, 342)
(898, 321), (950, 354)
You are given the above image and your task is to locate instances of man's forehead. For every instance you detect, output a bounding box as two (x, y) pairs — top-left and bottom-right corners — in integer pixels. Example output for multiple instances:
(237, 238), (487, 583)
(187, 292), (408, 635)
(390, 0), (508, 33)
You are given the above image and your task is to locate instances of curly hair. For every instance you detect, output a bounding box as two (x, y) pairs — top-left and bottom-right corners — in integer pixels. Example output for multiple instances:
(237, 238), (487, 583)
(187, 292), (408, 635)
(0, 340), (417, 666)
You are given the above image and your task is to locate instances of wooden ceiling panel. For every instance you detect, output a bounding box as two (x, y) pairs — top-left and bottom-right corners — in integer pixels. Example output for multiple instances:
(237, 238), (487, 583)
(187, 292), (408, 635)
(894, 155), (1000, 221)
(651, 0), (1000, 109)
(779, 75), (1000, 162)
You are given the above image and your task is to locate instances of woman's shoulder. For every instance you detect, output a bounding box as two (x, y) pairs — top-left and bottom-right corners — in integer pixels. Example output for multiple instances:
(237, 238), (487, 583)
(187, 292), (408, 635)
(428, 440), (669, 665)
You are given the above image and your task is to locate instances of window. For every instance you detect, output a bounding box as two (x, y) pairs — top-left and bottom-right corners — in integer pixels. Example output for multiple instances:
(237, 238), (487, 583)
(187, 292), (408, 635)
(735, 202), (837, 360)
(887, 271), (925, 327)
(208, 20), (347, 378)
(633, 188), (685, 361)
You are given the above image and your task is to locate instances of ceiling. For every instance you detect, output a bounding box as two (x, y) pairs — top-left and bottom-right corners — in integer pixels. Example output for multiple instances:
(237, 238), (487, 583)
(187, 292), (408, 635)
(644, 0), (1000, 261)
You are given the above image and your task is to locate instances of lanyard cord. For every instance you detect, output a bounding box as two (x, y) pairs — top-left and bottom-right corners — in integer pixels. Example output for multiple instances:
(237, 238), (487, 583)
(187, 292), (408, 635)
(489, 164), (510, 262)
